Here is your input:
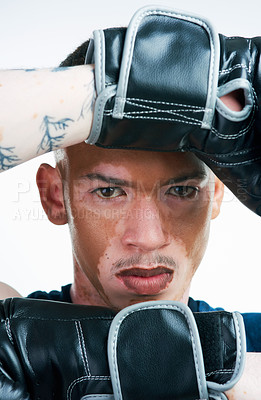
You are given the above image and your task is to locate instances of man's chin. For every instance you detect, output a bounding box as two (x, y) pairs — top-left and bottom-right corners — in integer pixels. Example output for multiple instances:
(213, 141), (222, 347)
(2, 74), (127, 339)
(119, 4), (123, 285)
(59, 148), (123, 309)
(110, 287), (179, 312)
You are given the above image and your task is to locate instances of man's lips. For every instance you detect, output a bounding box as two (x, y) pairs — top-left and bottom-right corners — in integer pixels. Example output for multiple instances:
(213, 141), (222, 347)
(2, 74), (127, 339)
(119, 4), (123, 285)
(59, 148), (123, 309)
(116, 266), (173, 295)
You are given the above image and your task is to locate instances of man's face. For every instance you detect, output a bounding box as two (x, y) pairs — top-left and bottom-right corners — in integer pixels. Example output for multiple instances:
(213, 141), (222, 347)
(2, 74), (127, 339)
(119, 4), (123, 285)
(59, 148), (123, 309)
(38, 144), (223, 311)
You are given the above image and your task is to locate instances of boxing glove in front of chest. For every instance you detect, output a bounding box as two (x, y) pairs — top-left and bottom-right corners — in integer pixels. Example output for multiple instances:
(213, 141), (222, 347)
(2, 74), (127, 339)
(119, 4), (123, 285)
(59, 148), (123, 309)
(0, 298), (245, 400)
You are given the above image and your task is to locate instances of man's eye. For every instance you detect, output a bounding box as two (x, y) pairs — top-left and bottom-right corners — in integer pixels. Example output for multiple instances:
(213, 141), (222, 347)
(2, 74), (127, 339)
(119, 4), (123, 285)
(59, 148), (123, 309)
(93, 187), (125, 199)
(167, 186), (198, 198)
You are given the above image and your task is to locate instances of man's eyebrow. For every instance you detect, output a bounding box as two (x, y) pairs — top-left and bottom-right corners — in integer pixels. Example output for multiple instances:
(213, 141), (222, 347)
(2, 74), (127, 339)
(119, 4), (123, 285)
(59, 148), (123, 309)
(82, 171), (208, 187)
(161, 171), (208, 186)
(83, 173), (134, 187)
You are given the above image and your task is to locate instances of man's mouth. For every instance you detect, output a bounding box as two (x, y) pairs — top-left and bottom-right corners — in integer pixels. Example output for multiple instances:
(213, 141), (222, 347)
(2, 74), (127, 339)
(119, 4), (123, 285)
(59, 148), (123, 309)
(116, 266), (174, 295)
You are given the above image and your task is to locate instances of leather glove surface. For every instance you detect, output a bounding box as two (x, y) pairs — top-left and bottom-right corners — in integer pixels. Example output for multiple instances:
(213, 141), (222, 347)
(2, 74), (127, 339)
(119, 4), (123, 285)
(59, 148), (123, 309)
(0, 298), (246, 400)
(86, 5), (261, 215)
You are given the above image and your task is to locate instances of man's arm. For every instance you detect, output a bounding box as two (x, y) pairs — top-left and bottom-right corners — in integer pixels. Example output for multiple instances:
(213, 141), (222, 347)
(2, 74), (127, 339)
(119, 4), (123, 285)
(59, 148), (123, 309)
(225, 353), (261, 399)
(0, 63), (241, 173)
(0, 65), (95, 171)
(0, 282), (21, 299)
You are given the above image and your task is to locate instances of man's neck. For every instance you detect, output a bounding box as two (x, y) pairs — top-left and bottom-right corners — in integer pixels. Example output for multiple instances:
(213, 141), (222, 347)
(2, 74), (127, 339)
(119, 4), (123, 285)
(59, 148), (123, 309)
(70, 263), (109, 307)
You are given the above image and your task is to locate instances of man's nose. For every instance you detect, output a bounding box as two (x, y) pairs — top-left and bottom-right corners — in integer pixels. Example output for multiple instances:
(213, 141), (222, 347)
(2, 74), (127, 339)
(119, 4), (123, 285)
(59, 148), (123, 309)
(121, 198), (170, 252)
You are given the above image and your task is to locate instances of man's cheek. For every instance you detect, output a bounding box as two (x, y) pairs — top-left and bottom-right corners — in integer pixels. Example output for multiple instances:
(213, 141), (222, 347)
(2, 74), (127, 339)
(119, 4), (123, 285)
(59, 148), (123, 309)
(71, 204), (120, 267)
(168, 206), (210, 264)
(185, 215), (210, 268)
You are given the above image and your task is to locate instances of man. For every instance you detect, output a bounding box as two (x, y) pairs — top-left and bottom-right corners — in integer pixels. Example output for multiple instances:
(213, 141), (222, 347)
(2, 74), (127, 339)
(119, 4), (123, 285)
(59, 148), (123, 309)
(0, 7), (261, 397)
(21, 36), (259, 350)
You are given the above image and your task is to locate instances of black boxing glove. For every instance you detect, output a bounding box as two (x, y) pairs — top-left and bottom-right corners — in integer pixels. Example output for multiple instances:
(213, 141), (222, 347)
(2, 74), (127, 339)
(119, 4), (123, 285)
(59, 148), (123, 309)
(85, 5), (261, 215)
(0, 298), (245, 400)
(0, 298), (116, 400)
(108, 301), (246, 400)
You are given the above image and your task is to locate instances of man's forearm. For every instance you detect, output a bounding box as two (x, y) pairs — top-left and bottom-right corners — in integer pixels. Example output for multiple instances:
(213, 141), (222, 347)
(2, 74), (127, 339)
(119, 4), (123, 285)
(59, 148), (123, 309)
(0, 65), (95, 171)
(0, 282), (22, 299)
(225, 353), (261, 399)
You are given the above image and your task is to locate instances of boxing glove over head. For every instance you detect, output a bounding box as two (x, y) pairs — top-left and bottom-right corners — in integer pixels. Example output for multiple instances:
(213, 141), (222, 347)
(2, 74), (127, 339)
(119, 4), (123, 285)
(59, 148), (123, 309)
(85, 5), (261, 215)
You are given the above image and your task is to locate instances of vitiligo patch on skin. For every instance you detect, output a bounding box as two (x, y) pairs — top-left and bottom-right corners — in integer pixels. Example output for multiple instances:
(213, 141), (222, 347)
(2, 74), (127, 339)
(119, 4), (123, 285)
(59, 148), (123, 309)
(49, 144), (223, 310)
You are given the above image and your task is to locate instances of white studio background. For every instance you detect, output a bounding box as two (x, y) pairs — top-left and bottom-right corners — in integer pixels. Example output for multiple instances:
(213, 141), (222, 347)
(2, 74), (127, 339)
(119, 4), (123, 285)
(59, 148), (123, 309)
(0, 0), (260, 312)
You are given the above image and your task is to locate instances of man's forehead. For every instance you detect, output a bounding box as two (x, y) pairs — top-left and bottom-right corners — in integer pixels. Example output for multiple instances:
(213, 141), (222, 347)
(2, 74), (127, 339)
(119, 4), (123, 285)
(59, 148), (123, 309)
(58, 143), (209, 179)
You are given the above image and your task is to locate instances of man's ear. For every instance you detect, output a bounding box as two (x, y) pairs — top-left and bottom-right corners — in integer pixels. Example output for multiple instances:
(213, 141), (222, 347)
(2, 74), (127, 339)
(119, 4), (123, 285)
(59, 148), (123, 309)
(211, 176), (224, 220)
(36, 163), (67, 225)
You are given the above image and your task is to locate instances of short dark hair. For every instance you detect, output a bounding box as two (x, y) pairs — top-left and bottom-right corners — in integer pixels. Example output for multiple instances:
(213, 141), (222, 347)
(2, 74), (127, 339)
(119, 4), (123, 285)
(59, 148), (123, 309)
(59, 40), (90, 67)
